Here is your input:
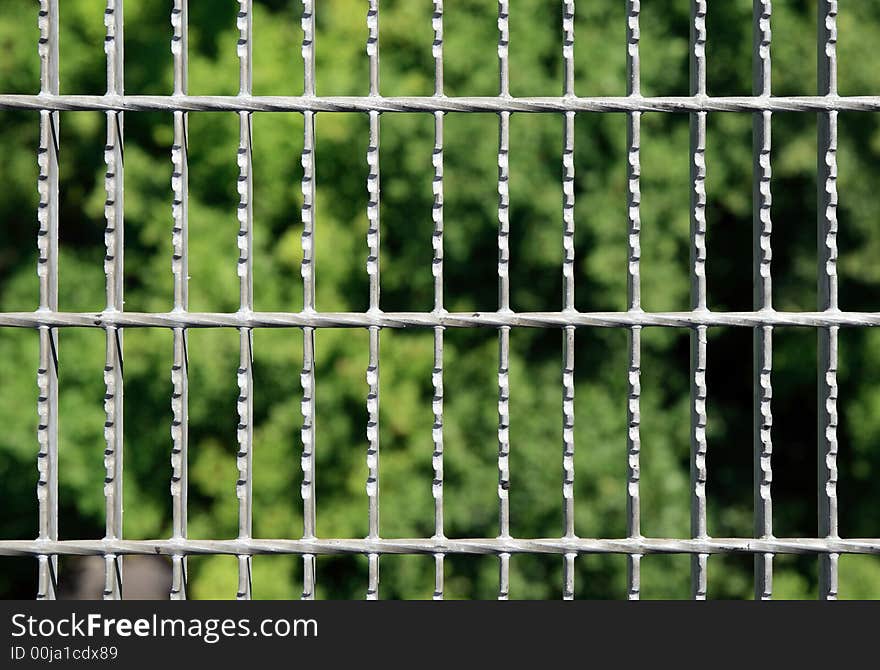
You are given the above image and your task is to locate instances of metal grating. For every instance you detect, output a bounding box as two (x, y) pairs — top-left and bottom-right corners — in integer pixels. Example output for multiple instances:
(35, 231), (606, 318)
(0, 0), (869, 600)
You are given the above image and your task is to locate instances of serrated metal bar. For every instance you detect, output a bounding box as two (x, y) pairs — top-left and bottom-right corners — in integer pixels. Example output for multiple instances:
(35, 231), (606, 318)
(561, 0), (576, 602)
(10, 309), (880, 329)
(817, 0), (839, 601)
(8, 537), (880, 557)
(625, 0), (642, 602)
(235, 0), (254, 601)
(753, 0), (773, 602)
(300, 0), (317, 602)
(689, 0), (709, 601)
(169, 0), (189, 601)
(496, 0), (511, 602)
(366, 0), (381, 601)
(36, 0), (60, 601)
(431, 0), (445, 601)
(102, 0), (125, 601)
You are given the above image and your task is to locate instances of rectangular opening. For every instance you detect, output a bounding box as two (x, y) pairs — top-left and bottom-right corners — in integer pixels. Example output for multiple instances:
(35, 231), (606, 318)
(2, 0), (40, 94)
(573, 113), (626, 313)
(121, 327), (173, 541)
(59, 1), (105, 95)
(0, 110), (39, 312)
(768, 328), (816, 539)
(118, 111), (174, 314)
(1, 559), (38, 600)
(705, 326), (753, 539)
(442, 1), (497, 98)
(376, 329), (434, 539)
(638, 2), (689, 97)
(441, 328), (498, 541)
(123, 556), (172, 599)
(771, 554), (815, 599)
(0, 328), (39, 543)
(377, 554), (435, 600)
(313, 0), (369, 97)
(186, 555), (238, 600)
(444, 555), (498, 600)
(377, 0), (433, 98)
(185, 328), (241, 540)
(251, 555), (303, 599)
(252, 0), (304, 96)
(639, 112), (690, 313)
(376, 112), (434, 313)
(708, 553), (754, 599)
(252, 112), (304, 313)
(187, 1), (238, 96)
(575, 554), (627, 600)
(705, 113), (753, 312)
(186, 111), (240, 313)
(58, 111), (106, 313)
(313, 112), (369, 312)
(638, 327), (690, 540)
(508, 113), (562, 313)
(251, 328), (304, 540)
(313, 327), (370, 539)
(769, 3), (816, 97)
(316, 555), (367, 600)
(705, 0), (751, 97)
(639, 554), (690, 599)
(508, 554), (563, 600)
(771, 112), (817, 312)
(838, 555), (880, 600)
(838, 4), (880, 95)
(838, 327), (877, 540)
(572, 328), (628, 540)
(123, 2), (174, 95)
(443, 113), (498, 313)
(838, 112), (880, 313)
(507, 1), (561, 97)
(508, 327), (563, 539)
(57, 327), (106, 540)
(572, 3), (626, 97)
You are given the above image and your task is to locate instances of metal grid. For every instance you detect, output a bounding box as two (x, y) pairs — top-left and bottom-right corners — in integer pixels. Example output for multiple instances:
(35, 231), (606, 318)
(0, 0), (869, 600)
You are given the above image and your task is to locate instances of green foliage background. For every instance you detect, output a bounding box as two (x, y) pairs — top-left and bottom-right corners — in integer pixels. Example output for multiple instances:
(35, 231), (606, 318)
(3, 0), (880, 598)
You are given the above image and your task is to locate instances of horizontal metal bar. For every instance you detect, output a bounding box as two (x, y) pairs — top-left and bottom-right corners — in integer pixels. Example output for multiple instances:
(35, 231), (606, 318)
(3, 94), (880, 113)
(3, 538), (880, 557)
(3, 310), (880, 329)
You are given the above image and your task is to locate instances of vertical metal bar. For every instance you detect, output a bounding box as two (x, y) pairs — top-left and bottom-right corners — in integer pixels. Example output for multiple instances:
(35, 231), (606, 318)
(561, 0), (576, 602)
(689, 0), (709, 601)
(753, 0), (774, 601)
(102, 0), (125, 600)
(366, 327), (380, 600)
(817, 0), (839, 601)
(496, 0), (511, 601)
(431, 0), (446, 601)
(235, 0), (254, 600)
(366, 0), (381, 601)
(561, 326), (575, 600)
(170, 0), (189, 601)
(36, 0), (60, 601)
(625, 0), (642, 602)
(300, 0), (317, 601)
